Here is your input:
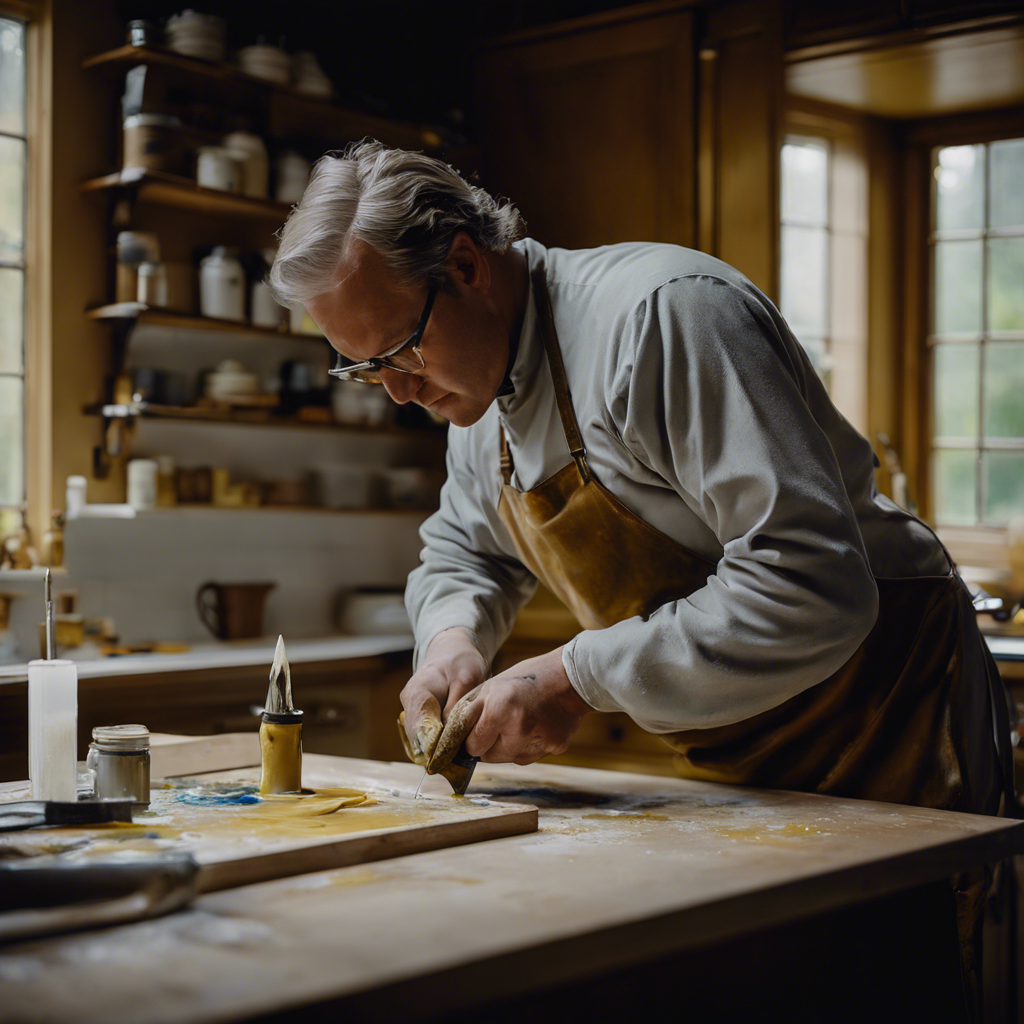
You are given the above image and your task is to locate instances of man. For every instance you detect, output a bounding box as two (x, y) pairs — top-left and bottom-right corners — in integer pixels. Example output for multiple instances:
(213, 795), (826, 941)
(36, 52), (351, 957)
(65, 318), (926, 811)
(270, 140), (1015, 819)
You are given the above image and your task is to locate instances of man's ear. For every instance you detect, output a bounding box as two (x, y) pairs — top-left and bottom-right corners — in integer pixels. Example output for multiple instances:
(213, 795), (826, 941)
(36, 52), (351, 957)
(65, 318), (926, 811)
(445, 231), (490, 294)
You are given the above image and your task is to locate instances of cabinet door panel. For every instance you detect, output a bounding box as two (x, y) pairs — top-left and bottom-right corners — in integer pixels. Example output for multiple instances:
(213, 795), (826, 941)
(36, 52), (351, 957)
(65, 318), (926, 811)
(476, 10), (695, 250)
(700, 0), (783, 298)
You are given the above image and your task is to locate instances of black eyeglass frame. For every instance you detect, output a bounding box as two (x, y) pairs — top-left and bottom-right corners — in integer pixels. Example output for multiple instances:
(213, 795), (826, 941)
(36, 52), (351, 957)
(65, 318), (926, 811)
(328, 283), (438, 384)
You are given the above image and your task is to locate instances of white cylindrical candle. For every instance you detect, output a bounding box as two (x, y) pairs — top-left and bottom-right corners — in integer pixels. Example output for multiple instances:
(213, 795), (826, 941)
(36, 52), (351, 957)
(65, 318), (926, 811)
(28, 659), (78, 802)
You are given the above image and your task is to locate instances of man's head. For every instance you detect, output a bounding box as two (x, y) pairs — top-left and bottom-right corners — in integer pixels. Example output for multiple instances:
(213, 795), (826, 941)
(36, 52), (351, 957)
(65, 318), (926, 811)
(269, 142), (525, 426)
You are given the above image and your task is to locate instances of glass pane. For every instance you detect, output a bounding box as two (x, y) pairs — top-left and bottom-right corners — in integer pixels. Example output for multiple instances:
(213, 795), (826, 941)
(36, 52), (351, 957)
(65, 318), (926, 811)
(0, 376), (23, 506)
(982, 451), (1024, 525)
(983, 342), (1024, 439)
(934, 145), (984, 231)
(933, 239), (982, 335)
(0, 267), (22, 373)
(780, 224), (827, 338)
(988, 237), (1024, 332)
(933, 449), (977, 525)
(0, 19), (25, 137)
(0, 507), (20, 539)
(933, 344), (979, 438)
(781, 138), (828, 226)
(0, 134), (25, 263)
(989, 137), (1024, 230)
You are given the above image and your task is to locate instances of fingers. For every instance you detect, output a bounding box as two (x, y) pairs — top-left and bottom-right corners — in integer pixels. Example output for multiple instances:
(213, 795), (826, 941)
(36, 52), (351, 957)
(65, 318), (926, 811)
(428, 685), (484, 774)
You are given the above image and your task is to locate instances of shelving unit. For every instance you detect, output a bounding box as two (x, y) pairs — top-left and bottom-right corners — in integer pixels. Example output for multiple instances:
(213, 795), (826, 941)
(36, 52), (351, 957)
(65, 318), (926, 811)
(81, 44), (443, 152)
(84, 401), (447, 441)
(85, 302), (319, 341)
(81, 168), (292, 221)
(80, 38), (452, 493)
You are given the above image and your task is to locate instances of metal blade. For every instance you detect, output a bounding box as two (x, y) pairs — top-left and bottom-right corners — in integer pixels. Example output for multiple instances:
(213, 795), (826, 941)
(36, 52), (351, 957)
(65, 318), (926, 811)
(265, 635), (294, 714)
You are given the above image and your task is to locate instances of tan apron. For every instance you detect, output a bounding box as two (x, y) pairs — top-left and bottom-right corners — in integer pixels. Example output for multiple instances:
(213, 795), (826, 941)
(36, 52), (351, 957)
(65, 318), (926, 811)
(496, 268), (1015, 819)
(496, 268), (1017, 1015)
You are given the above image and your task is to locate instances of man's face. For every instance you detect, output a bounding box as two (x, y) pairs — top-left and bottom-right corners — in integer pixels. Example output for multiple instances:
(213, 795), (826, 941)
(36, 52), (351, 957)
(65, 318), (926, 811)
(305, 236), (509, 428)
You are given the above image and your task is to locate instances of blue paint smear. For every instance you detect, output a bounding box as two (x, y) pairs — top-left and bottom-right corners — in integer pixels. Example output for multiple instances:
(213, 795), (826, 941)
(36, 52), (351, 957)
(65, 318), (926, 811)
(174, 784), (261, 806)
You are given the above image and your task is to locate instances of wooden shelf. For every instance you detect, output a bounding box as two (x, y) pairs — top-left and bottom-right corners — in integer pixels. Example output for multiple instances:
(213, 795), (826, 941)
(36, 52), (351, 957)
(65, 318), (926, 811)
(82, 45), (440, 151)
(85, 303), (325, 342)
(152, 504), (432, 516)
(81, 168), (292, 221)
(84, 401), (447, 441)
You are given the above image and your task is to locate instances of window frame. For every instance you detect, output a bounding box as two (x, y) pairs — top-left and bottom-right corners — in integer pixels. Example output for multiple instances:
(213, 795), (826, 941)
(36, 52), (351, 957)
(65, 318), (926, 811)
(0, 0), (50, 545)
(783, 98), (871, 437)
(905, 108), (1024, 566)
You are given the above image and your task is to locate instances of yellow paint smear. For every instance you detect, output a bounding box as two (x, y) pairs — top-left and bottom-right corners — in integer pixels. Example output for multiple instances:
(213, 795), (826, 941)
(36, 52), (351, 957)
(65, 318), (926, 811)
(712, 823), (832, 843)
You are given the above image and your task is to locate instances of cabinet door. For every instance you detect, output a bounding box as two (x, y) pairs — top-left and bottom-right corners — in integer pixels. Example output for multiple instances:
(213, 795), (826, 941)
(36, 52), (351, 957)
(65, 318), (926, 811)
(475, 9), (695, 250)
(698, 0), (783, 298)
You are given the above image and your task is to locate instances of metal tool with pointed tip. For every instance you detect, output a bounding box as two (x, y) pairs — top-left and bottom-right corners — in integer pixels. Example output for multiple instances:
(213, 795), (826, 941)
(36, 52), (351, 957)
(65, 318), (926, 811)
(259, 635), (303, 794)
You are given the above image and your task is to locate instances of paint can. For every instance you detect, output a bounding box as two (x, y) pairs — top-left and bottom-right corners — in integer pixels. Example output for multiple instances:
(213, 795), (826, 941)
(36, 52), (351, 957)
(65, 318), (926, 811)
(86, 724), (151, 808)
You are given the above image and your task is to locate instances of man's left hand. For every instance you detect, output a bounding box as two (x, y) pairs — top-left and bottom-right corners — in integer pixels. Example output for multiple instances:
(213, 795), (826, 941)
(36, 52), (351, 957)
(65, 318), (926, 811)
(437, 647), (593, 767)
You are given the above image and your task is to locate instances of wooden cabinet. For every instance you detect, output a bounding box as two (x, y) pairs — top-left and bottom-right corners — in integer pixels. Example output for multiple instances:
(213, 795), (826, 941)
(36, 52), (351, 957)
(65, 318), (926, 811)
(475, 7), (697, 251)
(475, 0), (782, 297)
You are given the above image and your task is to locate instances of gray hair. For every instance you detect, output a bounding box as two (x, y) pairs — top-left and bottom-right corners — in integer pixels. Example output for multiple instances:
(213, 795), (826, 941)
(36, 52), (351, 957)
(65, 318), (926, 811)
(268, 140), (525, 307)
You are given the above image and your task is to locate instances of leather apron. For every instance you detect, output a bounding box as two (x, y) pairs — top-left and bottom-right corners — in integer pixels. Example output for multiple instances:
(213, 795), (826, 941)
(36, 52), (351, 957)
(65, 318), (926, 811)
(496, 268), (1015, 819)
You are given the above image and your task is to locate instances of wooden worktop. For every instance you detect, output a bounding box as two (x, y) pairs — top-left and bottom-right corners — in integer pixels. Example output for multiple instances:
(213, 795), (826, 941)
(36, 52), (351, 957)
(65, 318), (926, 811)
(0, 751), (1019, 1023)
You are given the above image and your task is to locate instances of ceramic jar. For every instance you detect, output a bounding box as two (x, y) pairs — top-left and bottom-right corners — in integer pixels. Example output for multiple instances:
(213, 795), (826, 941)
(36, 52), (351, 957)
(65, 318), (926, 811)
(199, 247), (245, 322)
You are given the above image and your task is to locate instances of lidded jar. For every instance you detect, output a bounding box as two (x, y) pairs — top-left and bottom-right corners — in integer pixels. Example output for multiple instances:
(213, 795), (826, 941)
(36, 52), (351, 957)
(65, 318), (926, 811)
(86, 724), (151, 808)
(199, 246), (246, 322)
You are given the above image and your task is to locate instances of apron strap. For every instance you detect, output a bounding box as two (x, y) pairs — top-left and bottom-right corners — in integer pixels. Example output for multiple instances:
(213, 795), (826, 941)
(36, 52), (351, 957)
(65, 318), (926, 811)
(499, 427), (514, 487)
(531, 267), (591, 485)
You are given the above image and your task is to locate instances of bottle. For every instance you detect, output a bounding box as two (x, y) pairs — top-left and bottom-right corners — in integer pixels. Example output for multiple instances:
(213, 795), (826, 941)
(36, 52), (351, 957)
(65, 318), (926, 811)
(222, 130), (269, 199)
(127, 458), (158, 510)
(65, 475), (87, 519)
(156, 455), (177, 506)
(40, 510), (64, 567)
(136, 261), (169, 307)
(28, 571), (78, 802)
(199, 247), (246, 322)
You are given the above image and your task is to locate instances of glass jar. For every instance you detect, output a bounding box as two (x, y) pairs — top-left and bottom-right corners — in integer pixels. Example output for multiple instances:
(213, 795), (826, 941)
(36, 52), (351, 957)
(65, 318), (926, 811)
(86, 724), (151, 808)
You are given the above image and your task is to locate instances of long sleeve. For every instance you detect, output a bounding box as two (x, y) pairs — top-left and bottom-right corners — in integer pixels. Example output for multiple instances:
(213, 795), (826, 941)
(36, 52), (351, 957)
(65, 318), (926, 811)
(563, 275), (880, 732)
(405, 414), (538, 670)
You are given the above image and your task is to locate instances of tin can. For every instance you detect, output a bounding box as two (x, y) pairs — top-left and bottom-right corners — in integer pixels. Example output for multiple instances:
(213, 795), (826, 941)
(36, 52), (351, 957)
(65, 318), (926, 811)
(86, 724), (151, 808)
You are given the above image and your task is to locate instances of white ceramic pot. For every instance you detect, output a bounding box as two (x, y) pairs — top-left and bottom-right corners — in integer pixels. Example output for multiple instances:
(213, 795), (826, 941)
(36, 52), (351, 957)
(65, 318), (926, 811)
(196, 146), (243, 192)
(199, 247), (245, 322)
(221, 130), (269, 198)
(337, 590), (410, 636)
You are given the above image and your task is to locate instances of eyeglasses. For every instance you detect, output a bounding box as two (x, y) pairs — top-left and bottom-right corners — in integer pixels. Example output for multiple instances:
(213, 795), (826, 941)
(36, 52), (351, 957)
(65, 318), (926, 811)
(328, 283), (437, 385)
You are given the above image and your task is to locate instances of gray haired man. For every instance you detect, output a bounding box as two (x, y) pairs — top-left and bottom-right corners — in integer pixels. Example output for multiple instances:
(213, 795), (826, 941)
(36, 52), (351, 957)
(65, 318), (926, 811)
(270, 140), (1014, 822)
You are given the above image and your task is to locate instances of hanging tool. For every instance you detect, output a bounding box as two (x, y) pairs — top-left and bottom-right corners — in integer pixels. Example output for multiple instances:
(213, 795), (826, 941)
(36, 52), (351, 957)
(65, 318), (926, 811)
(259, 635), (303, 794)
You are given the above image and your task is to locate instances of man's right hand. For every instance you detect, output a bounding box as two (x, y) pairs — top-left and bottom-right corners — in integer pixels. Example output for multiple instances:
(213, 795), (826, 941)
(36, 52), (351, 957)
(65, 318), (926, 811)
(400, 627), (488, 761)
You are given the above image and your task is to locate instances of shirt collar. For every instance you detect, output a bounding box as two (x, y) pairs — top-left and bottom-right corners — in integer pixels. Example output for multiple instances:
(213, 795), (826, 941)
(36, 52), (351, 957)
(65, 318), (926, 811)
(497, 238), (547, 413)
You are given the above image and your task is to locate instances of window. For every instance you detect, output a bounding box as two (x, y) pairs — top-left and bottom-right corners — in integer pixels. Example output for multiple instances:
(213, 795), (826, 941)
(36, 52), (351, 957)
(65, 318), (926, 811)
(779, 125), (868, 434)
(0, 13), (25, 539)
(930, 139), (1024, 527)
(780, 136), (830, 385)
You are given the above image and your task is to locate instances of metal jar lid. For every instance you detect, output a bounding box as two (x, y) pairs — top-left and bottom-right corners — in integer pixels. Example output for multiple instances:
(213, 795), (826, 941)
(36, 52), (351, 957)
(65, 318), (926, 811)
(91, 724), (150, 751)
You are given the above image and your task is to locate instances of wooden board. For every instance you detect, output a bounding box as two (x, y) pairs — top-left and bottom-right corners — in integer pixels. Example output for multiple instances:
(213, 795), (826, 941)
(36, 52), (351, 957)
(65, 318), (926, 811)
(0, 754), (537, 893)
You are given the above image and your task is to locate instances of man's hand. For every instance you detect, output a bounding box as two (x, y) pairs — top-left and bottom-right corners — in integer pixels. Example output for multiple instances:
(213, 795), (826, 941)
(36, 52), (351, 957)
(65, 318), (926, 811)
(439, 647), (592, 767)
(400, 627), (488, 760)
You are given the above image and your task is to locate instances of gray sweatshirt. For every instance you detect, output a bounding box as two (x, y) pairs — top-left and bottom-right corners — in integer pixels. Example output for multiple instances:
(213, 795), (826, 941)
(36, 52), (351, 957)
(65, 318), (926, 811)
(405, 239), (947, 732)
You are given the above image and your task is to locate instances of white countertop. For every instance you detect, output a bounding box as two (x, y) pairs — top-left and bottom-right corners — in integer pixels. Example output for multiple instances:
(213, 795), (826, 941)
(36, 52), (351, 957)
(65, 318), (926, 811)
(0, 634), (414, 686)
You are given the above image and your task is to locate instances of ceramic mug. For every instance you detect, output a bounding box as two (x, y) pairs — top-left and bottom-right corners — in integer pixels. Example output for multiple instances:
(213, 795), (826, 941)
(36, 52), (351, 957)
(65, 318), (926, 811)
(196, 581), (276, 640)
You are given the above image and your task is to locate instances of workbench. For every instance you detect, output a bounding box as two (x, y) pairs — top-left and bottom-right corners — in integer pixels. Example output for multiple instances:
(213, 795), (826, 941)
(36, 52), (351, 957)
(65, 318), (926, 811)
(0, 747), (1021, 1023)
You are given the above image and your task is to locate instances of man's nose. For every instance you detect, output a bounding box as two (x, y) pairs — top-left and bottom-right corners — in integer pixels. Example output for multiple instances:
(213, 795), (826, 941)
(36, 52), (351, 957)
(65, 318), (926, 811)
(379, 368), (423, 405)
